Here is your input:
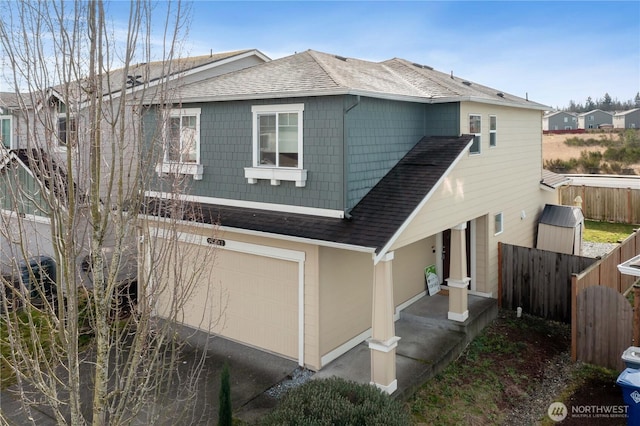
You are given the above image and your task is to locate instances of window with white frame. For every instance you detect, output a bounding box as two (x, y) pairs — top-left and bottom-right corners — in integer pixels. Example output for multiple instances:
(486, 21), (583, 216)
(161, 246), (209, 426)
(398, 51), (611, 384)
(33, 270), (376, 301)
(56, 102), (76, 147)
(156, 108), (203, 180)
(469, 114), (481, 154)
(489, 115), (497, 147)
(563, 117), (568, 123)
(494, 212), (504, 235)
(245, 104), (307, 187)
(0, 115), (12, 149)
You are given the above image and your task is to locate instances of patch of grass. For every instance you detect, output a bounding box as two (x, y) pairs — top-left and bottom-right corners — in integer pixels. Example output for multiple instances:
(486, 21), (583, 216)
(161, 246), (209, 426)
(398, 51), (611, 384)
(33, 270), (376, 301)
(583, 220), (637, 243)
(564, 135), (617, 147)
(408, 311), (569, 425)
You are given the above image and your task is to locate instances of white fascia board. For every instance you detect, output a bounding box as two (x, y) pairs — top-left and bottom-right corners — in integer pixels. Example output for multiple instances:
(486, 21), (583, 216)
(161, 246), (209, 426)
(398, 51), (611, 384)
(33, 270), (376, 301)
(145, 191), (344, 218)
(373, 138), (473, 265)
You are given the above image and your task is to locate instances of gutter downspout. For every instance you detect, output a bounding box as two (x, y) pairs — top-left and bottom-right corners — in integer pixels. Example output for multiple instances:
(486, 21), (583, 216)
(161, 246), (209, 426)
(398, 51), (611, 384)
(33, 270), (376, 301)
(343, 95), (360, 219)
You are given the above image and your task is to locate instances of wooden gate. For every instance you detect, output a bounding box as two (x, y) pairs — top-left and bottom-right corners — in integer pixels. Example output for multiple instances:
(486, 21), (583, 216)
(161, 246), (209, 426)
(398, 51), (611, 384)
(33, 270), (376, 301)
(576, 286), (633, 370)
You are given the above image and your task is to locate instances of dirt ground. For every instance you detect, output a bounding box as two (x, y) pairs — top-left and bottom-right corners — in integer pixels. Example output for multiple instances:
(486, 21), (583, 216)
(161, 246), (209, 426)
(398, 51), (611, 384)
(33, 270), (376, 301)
(542, 132), (640, 174)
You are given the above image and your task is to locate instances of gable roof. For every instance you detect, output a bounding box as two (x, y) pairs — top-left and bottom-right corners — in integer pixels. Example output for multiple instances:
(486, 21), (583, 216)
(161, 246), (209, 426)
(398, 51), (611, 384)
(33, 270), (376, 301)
(577, 109), (613, 117)
(152, 50), (548, 110)
(28, 49), (269, 111)
(538, 204), (584, 228)
(543, 110), (577, 118)
(145, 135), (473, 255)
(614, 108), (640, 117)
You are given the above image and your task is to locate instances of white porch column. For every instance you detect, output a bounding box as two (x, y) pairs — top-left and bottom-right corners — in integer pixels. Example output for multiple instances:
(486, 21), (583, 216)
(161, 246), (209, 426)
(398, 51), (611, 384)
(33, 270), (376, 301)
(447, 223), (470, 322)
(368, 252), (400, 394)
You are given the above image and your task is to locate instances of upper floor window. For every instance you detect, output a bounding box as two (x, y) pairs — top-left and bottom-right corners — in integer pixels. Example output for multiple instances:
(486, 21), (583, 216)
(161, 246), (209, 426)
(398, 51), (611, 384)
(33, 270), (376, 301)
(164, 108), (200, 164)
(155, 107), (203, 180)
(1, 115), (12, 149)
(55, 101), (76, 147)
(563, 117), (568, 123)
(489, 115), (497, 147)
(245, 104), (307, 187)
(469, 114), (481, 154)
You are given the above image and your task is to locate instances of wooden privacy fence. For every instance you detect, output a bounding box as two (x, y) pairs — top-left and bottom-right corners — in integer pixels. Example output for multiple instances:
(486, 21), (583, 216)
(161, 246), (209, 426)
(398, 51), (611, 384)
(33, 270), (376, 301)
(499, 243), (596, 323)
(560, 185), (640, 224)
(571, 230), (640, 370)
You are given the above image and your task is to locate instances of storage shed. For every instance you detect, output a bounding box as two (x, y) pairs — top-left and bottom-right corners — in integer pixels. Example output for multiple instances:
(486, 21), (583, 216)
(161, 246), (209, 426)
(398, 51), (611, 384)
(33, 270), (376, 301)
(536, 204), (584, 255)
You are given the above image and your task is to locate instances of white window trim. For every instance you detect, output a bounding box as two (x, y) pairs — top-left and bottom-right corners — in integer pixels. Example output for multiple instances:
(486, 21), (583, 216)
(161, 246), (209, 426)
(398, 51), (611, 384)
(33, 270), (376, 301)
(156, 107), (203, 180)
(245, 103), (306, 187)
(469, 114), (481, 155)
(494, 212), (504, 236)
(489, 115), (497, 148)
(0, 115), (13, 150)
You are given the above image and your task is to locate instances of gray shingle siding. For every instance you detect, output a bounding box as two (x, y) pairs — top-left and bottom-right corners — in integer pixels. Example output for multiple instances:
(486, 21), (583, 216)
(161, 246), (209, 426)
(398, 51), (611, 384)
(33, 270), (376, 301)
(145, 95), (459, 212)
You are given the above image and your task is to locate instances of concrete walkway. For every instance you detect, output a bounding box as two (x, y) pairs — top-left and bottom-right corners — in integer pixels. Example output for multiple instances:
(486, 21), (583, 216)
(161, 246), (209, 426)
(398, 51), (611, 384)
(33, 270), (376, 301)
(1, 293), (497, 424)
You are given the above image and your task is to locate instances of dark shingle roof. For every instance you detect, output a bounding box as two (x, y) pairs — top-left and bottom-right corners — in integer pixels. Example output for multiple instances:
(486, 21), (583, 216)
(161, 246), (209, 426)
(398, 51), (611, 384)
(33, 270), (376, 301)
(145, 135), (473, 252)
(541, 169), (570, 189)
(538, 204), (584, 228)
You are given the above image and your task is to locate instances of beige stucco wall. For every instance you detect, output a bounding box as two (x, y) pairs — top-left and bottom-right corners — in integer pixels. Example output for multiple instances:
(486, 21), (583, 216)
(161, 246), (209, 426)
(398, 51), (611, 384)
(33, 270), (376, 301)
(392, 238), (435, 306)
(391, 102), (551, 296)
(318, 247), (373, 359)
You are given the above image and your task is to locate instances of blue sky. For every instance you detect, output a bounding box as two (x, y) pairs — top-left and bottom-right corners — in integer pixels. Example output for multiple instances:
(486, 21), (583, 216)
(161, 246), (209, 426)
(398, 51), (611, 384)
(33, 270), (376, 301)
(4, 1), (639, 110)
(178, 0), (639, 109)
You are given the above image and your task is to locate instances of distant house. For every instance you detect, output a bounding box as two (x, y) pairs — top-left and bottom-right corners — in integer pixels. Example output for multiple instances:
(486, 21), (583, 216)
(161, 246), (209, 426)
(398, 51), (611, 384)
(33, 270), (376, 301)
(613, 108), (640, 129)
(577, 109), (613, 130)
(542, 111), (578, 131)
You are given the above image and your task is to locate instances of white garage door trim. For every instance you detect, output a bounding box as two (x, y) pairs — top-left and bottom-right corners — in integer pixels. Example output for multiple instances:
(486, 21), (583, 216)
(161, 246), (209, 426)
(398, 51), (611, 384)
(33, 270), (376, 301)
(152, 227), (306, 366)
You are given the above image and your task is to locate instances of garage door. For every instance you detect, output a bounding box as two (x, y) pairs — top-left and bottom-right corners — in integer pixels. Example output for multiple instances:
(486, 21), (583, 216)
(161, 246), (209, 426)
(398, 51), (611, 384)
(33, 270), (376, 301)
(154, 232), (303, 361)
(211, 248), (299, 359)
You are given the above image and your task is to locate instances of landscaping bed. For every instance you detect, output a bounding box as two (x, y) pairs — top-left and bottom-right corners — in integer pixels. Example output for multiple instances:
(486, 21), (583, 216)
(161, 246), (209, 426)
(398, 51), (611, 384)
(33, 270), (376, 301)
(408, 310), (626, 425)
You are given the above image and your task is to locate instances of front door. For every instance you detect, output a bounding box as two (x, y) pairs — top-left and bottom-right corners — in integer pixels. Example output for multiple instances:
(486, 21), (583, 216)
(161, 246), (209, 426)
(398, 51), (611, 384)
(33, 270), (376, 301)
(442, 222), (471, 288)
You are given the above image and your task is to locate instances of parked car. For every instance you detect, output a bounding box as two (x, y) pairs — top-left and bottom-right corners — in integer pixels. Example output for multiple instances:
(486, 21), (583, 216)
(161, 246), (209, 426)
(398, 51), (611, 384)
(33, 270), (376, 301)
(1, 255), (57, 312)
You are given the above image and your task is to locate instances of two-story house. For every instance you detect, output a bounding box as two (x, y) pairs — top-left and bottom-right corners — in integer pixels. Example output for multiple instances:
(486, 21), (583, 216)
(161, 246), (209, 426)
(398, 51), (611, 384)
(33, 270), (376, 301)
(140, 49), (558, 393)
(0, 50), (269, 270)
(543, 110), (578, 131)
(577, 109), (613, 129)
(614, 108), (640, 129)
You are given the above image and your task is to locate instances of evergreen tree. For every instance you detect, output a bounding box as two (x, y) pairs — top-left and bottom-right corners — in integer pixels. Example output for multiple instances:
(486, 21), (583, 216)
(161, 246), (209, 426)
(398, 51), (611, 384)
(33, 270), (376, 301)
(218, 363), (232, 426)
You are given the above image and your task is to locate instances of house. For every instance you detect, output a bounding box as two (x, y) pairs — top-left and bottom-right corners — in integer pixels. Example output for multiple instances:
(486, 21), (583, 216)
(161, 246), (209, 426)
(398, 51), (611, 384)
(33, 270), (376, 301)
(0, 50), (269, 270)
(542, 111), (578, 131)
(577, 109), (613, 130)
(614, 108), (640, 129)
(140, 49), (558, 393)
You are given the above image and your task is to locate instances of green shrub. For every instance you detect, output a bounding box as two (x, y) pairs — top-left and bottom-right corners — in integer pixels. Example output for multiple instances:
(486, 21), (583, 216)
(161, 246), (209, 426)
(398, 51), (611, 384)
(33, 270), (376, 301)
(262, 377), (412, 426)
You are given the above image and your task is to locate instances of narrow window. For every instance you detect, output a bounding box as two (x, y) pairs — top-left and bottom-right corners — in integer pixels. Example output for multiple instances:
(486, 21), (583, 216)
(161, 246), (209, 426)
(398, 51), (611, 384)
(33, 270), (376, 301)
(489, 115), (497, 147)
(0, 116), (12, 149)
(469, 114), (481, 154)
(494, 212), (504, 235)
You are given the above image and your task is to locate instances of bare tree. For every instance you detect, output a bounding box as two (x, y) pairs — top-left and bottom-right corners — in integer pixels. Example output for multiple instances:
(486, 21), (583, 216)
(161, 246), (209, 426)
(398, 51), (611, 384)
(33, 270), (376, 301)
(0, 1), (223, 424)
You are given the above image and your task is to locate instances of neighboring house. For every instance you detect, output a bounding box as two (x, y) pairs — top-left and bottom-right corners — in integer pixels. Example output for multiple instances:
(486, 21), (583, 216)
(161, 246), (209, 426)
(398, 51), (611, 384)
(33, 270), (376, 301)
(614, 108), (640, 129)
(140, 49), (558, 393)
(0, 150), (61, 269)
(577, 109), (613, 130)
(0, 50), (269, 268)
(542, 111), (578, 131)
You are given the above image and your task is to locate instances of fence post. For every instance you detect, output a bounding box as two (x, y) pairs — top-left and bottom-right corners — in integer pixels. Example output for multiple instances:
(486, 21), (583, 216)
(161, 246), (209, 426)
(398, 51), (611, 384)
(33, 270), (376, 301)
(498, 242), (502, 308)
(635, 284), (640, 346)
(571, 273), (578, 362)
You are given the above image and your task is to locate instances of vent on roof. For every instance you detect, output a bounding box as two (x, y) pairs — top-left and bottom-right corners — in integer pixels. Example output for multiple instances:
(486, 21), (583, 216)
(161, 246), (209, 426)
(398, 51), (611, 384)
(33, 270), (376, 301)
(127, 75), (143, 87)
(334, 55), (348, 62)
(412, 62), (433, 70)
(462, 81), (472, 86)
(497, 92), (504, 98)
